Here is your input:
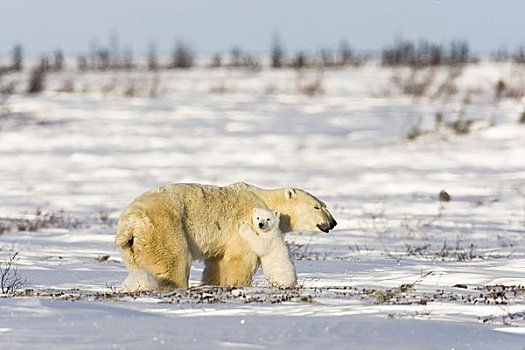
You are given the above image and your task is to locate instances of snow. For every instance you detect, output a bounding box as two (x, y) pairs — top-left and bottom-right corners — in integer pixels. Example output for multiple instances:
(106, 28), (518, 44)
(1, 61), (525, 349)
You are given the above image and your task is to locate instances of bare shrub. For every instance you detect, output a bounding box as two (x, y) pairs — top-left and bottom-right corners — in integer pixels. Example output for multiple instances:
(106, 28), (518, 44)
(288, 241), (328, 260)
(299, 79), (324, 96)
(337, 39), (354, 66)
(366, 283), (415, 304)
(12, 45), (23, 71)
(383, 39), (471, 67)
(56, 79), (75, 93)
(495, 80), (506, 101)
(27, 67), (46, 94)
(405, 104), (478, 141)
(291, 52), (308, 69)
(271, 33), (285, 68)
(403, 244), (431, 258)
(433, 66), (463, 99)
(512, 47), (525, 64)
(209, 81), (231, 94)
(53, 49), (65, 71)
(123, 79), (136, 97)
(382, 40), (417, 66)
(77, 55), (88, 71)
(149, 75), (161, 98)
(171, 40), (194, 69)
(147, 42), (159, 71)
(230, 47), (242, 67)
(389, 239), (484, 262)
(297, 71), (324, 96)
(436, 240), (481, 261)
(241, 55), (262, 71)
(405, 122), (425, 141)
(101, 78), (117, 96)
(319, 48), (337, 68)
(0, 252), (26, 294)
(95, 48), (111, 70)
(447, 118), (474, 135)
(448, 40), (470, 65)
(0, 81), (17, 95)
(519, 109), (525, 124)
(122, 46), (134, 70)
(434, 111), (444, 130)
(391, 67), (435, 98)
(224, 47), (261, 70)
(0, 209), (82, 233)
(494, 79), (525, 100)
(209, 54), (222, 68)
(95, 255), (111, 263)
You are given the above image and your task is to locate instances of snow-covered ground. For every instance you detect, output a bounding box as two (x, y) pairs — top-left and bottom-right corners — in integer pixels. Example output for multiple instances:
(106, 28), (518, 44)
(1, 61), (525, 349)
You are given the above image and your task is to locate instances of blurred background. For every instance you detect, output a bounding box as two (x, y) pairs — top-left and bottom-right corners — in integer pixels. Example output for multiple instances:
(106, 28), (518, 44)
(2, 0), (525, 65)
(1, 0), (525, 222)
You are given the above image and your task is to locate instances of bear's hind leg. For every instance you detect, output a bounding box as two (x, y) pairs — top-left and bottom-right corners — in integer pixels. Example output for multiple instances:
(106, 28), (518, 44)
(146, 237), (192, 290)
(133, 217), (192, 290)
(150, 253), (192, 290)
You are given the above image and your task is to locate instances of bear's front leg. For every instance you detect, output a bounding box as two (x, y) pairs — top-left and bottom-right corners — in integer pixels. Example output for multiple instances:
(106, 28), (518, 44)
(202, 243), (259, 286)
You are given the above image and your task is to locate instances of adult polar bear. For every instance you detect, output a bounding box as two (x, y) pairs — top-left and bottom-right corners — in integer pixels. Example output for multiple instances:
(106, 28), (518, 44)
(115, 182), (337, 290)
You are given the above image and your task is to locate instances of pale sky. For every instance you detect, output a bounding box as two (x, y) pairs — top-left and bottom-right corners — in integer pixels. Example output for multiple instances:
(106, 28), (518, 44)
(1, 0), (525, 56)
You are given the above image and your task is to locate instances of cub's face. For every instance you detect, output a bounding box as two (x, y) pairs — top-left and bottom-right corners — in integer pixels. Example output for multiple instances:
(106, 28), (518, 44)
(284, 189), (337, 233)
(252, 208), (280, 231)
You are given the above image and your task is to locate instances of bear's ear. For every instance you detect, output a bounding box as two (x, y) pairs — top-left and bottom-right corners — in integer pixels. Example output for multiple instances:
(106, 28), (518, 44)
(284, 188), (297, 200)
(252, 207), (258, 214)
(274, 211), (280, 218)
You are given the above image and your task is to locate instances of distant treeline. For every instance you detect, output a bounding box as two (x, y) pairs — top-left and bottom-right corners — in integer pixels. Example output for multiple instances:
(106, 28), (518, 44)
(2, 37), (525, 74)
(382, 40), (472, 67)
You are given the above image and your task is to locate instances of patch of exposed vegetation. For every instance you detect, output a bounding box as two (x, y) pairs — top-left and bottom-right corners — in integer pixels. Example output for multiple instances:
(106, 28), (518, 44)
(0, 209), (83, 233)
(0, 252), (26, 295)
(288, 241), (330, 261)
(5, 285), (313, 305)
(0, 209), (118, 235)
(388, 240), (487, 262)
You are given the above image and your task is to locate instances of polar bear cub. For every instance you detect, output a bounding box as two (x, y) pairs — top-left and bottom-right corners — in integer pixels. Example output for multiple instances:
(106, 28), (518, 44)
(239, 208), (297, 288)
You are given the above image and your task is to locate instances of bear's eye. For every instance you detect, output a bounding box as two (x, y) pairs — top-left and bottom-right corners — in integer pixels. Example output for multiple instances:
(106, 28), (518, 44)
(256, 217), (260, 220)
(266, 218), (271, 221)
(314, 206), (321, 210)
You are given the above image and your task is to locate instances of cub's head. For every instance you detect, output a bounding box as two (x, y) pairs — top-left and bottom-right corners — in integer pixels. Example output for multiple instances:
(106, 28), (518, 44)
(282, 188), (337, 233)
(252, 208), (280, 231)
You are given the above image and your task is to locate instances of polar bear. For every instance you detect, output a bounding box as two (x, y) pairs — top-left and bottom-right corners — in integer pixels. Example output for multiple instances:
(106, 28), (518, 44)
(115, 182), (336, 290)
(239, 208), (297, 288)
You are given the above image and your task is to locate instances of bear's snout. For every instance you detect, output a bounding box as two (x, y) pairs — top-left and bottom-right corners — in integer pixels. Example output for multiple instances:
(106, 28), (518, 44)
(258, 222), (265, 229)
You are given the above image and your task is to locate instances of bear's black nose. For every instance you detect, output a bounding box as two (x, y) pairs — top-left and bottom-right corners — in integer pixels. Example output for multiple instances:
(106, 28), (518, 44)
(258, 222), (264, 229)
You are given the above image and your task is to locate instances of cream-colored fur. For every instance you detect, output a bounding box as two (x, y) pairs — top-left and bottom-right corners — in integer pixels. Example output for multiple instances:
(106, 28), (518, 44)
(239, 208), (297, 288)
(115, 182), (336, 290)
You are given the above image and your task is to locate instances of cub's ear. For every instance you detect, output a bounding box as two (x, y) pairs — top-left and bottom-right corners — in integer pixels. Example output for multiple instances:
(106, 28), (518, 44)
(252, 207), (258, 214)
(284, 188), (297, 200)
(274, 211), (280, 218)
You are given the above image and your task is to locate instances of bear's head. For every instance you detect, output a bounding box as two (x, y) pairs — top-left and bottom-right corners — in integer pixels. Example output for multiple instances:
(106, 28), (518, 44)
(252, 207), (280, 232)
(281, 188), (337, 233)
